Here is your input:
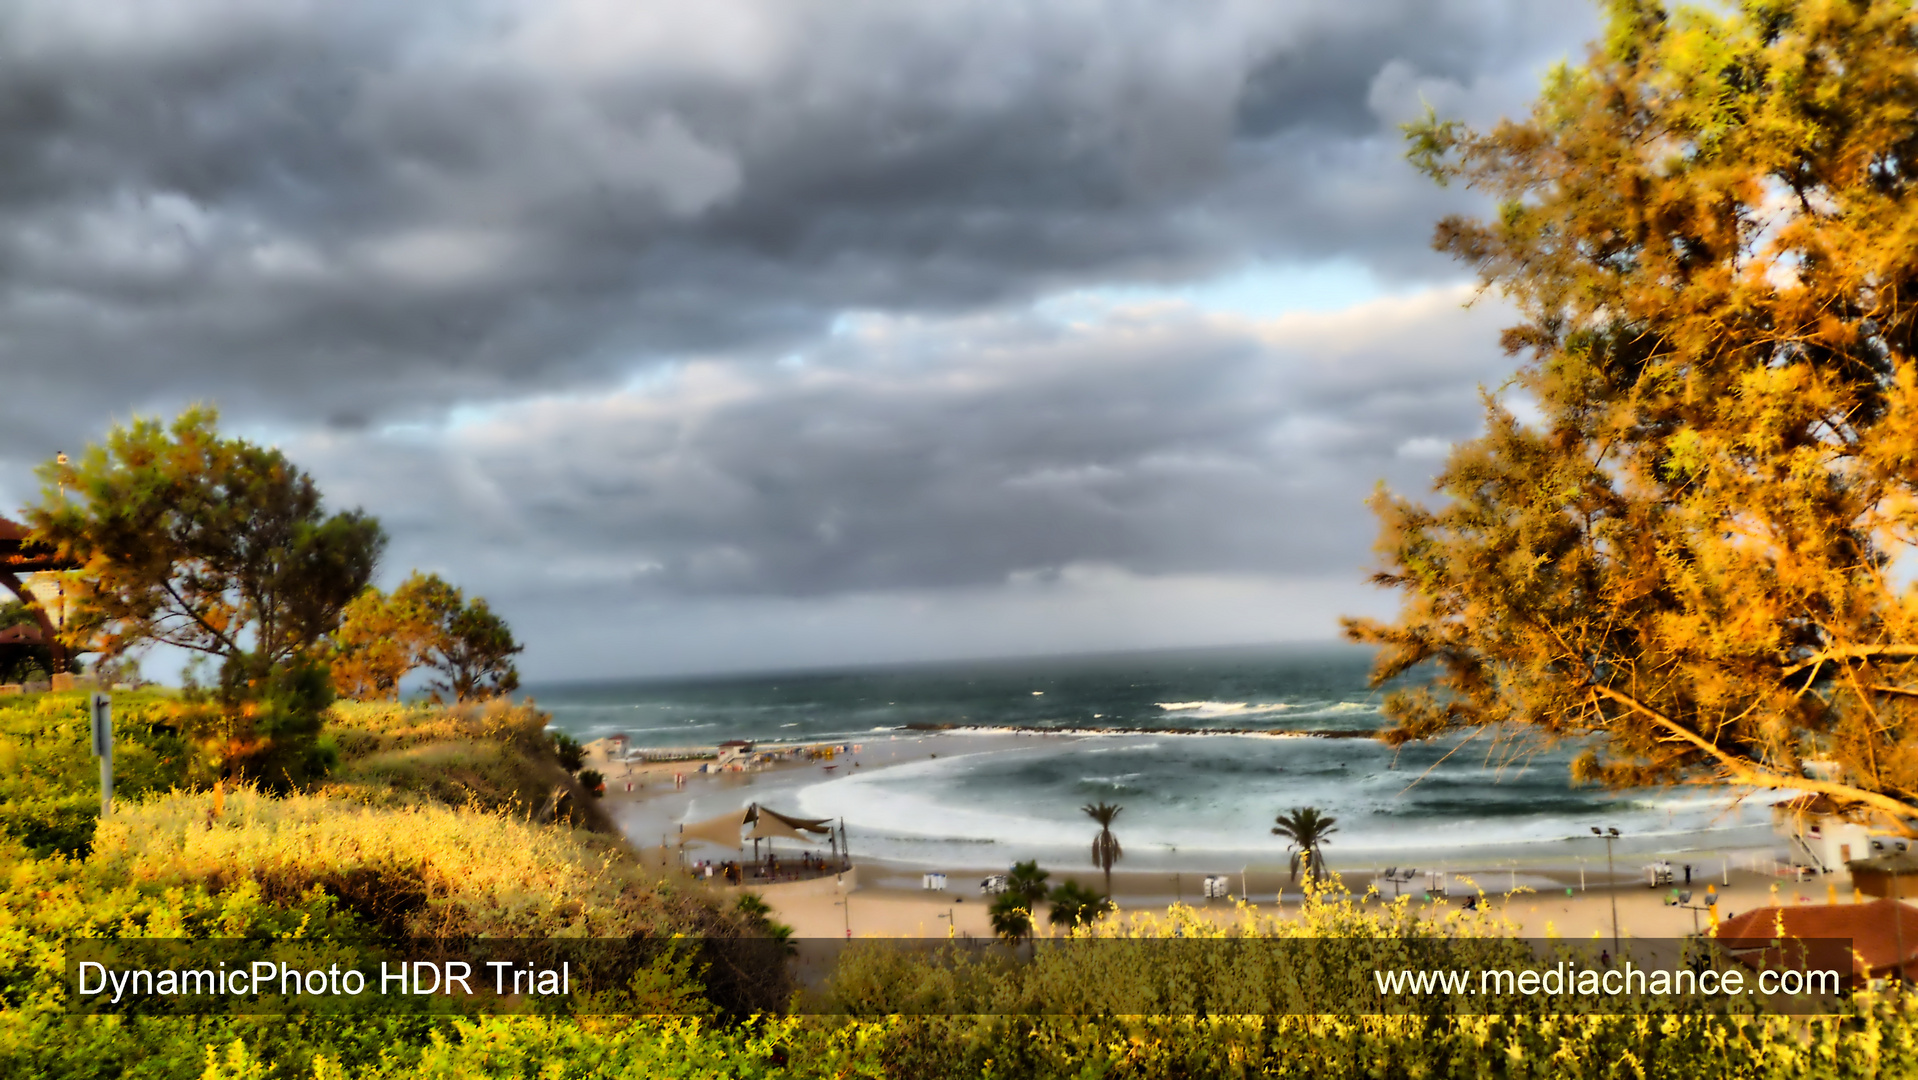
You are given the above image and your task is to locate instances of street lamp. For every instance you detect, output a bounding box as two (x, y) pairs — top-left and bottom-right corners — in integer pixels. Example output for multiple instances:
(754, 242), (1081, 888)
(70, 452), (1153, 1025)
(1666, 889), (1713, 935)
(1593, 826), (1622, 957)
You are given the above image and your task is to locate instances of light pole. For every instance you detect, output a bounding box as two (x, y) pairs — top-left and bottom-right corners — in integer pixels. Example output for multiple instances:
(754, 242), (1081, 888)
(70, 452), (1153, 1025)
(1593, 826), (1621, 957)
(1666, 889), (1712, 935)
(833, 896), (851, 939)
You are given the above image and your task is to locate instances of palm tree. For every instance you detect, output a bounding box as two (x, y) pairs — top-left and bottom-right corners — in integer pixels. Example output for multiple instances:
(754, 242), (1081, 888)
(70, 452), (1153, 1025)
(1082, 801), (1123, 899)
(1271, 806), (1338, 885)
(988, 891), (1033, 945)
(1006, 859), (1050, 908)
(1046, 880), (1113, 929)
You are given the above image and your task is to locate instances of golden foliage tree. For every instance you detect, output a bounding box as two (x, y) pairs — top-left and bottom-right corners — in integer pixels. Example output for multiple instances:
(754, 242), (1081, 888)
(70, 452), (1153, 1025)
(330, 571), (522, 703)
(327, 583), (431, 701)
(1345, 0), (1918, 825)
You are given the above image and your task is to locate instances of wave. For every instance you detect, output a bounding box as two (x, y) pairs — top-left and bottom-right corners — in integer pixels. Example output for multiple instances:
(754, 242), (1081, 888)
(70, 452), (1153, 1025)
(584, 722), (718, 735)
(895, 721), (1379, 739)
(1155, 701), (1292, 718)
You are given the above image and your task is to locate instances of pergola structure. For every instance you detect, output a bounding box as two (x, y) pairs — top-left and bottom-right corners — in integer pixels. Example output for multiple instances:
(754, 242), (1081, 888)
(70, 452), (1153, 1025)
(0, 516), (77, 673)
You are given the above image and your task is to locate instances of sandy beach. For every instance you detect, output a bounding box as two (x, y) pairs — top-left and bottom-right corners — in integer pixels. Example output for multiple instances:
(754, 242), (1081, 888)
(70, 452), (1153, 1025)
(743, 858), (1854, 941)
(581, 733), (1844, 943)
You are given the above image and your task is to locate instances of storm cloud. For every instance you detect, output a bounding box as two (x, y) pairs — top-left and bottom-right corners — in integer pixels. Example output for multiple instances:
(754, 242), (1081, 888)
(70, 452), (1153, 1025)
(0, 0), (1600, 676)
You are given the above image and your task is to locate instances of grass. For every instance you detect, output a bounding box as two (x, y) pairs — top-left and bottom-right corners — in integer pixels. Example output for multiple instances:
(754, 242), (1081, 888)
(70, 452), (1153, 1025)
(320, 698), (610, 828)
(89, 785), (714, 938)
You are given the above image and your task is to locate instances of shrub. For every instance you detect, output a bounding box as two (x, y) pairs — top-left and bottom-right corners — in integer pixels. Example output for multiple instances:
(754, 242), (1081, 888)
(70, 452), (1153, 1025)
(87, 786), (718, 939)
(549, 730), (585, 773)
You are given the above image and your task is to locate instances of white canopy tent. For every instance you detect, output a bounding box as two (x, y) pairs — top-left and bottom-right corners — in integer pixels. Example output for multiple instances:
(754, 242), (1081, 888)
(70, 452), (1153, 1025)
(676, 803), (836, 850)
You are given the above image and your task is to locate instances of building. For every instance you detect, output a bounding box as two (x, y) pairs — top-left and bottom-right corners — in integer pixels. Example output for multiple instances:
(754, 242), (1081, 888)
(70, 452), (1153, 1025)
(1849, 851), (1918, 901)
(1771, 794), (1908, 879)
(0, 516), (78, 675)
(1717, 899), (1918, 988)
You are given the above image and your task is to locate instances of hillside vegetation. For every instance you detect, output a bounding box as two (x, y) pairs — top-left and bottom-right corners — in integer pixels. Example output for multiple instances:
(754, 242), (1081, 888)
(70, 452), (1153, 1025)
(0, 687), (1915, 1076)
(0, 687), (802, 1077)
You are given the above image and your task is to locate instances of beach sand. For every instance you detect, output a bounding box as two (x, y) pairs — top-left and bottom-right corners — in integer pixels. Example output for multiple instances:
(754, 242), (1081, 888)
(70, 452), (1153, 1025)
(583, 734), (1828, 943)
(746, 860), (1844, 942)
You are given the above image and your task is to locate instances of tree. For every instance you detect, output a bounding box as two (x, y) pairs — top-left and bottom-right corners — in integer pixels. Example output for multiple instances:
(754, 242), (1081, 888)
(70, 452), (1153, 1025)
(430, 592), (522, 703)
(988, 891), (1032, 945)
(30, 406), (384, 677)
(1045, 880), (1113, 929)
(327, 585), (428, 701)
(1344, 0), (1918, 826)
(1082, 801), (1123, 898)
(1271, 806), (1338, 885)
(989, 860), (1051, 946)
(549, 730), (586, 773)
(328, 571), (523, 703)
(1006, 859), (1051, 908)
(29, 407), (382, 786)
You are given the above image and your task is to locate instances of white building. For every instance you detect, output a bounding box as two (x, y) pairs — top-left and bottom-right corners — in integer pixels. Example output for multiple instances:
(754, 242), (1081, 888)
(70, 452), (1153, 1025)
(1772, 794), (1908, 878)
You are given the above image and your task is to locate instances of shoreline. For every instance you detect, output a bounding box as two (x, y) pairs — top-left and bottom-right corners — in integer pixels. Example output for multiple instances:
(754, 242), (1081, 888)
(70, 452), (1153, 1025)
(579, 731), (1822, 942)
(586, 729), (1785, 873)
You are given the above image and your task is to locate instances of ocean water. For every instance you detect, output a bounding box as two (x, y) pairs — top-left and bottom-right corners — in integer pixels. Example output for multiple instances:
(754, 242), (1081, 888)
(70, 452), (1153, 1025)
(529, 643), (1782, 870)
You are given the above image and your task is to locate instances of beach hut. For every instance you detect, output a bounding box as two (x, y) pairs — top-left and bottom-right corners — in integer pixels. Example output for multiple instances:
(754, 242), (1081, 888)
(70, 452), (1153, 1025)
(1849, 851), (1918, 900)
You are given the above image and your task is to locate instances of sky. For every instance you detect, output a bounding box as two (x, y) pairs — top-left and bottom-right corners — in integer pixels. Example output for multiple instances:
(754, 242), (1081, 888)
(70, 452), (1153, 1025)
(0, 0), (1604, 681)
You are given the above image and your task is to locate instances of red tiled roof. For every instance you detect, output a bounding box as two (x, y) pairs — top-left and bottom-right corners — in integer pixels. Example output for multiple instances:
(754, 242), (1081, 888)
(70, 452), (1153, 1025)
(1717, 899), (1918, 981)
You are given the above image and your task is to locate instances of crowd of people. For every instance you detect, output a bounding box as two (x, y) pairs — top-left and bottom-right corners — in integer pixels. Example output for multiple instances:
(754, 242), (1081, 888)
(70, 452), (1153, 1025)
(692, 850), (846, 885)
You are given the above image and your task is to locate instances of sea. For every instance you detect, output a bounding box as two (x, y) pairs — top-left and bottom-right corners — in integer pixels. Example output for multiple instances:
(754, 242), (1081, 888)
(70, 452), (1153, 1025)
(528, 643), (1783, 873)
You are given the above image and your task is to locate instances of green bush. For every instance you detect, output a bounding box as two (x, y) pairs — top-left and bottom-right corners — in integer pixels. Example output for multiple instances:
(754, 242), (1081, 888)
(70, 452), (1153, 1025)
(549, 729), (585, 773)
(0, 794), (99, 857)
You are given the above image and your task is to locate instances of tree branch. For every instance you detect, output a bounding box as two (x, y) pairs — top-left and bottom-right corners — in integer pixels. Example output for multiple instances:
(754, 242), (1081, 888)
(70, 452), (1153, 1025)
(160, 577), (242, 657)
(1781, 645), (1918, 678)
(1589, 685), (1918, 826)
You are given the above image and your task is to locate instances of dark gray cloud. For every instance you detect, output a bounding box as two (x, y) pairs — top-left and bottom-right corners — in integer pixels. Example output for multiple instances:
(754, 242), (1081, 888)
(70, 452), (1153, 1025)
(0, 0), (1604, 676)
(271, 283), (1518, 677)
(295, 286), (1513, 602)
(0, 0), (1595, 452)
